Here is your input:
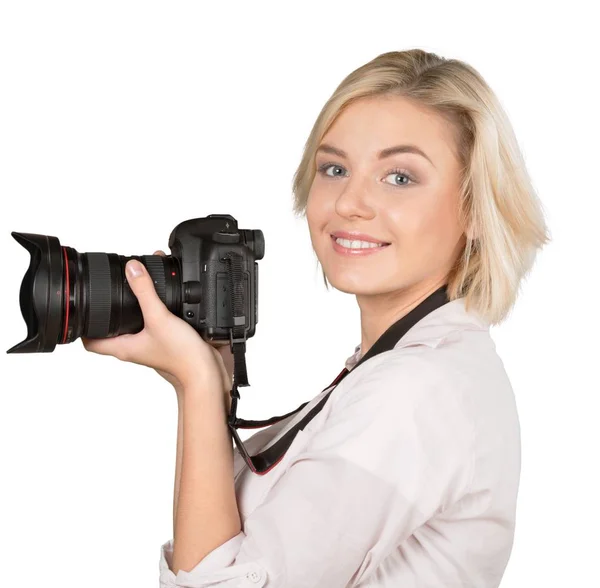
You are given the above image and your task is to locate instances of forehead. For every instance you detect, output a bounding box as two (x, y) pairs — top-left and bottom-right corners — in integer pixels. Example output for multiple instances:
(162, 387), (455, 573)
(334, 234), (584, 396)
(321, 95), (458, 167)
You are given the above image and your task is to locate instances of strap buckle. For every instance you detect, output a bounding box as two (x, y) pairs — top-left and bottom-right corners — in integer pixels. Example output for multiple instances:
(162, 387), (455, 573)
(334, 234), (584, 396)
(229, 328), (247, 349)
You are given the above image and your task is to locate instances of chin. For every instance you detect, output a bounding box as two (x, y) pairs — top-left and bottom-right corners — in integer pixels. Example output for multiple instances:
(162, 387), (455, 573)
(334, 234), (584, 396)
(325, 272), (385, 295)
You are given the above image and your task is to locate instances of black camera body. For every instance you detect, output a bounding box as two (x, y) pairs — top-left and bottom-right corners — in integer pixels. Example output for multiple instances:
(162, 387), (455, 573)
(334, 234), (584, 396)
(7, 214), (263, 353)
(168, 214), (263, 343)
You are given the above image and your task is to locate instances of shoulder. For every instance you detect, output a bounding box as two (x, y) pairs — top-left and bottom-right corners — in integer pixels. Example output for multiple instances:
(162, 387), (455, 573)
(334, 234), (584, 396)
(289, 346), (478, 510)
(335, 325), (508, 413)
(332, 343), (473, 415)
(325, 328), (516, 475)
(333, 347), (475, 455)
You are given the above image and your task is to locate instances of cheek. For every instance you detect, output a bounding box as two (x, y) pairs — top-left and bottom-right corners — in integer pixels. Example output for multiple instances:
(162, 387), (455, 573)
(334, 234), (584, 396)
(385, 197), (432, 240)
(305, 182), (317, 216)
(305, 189), (323, 246)
(306, 185), (328, 228)
(387, 193), (460, 257)
(430, 187), (464, 246)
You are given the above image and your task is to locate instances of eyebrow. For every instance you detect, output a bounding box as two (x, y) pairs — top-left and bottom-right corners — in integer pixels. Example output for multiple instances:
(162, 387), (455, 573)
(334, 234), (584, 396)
(316, 142), (435, 168)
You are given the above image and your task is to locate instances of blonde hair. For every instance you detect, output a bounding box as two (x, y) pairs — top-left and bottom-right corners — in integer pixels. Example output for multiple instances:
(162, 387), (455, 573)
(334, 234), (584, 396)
(291, 49), (551, 325)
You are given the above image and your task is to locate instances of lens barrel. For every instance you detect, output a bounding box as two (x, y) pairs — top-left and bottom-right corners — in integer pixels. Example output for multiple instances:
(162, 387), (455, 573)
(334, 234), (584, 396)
(7, 232), (182, 353)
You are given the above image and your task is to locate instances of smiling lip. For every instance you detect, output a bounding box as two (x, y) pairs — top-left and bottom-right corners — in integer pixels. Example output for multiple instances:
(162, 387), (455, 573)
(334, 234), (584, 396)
(330, 234), (391, 256)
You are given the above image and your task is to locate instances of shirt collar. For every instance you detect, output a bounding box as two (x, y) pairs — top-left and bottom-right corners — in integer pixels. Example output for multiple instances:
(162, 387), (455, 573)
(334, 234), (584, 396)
(344, 297), (489, 371)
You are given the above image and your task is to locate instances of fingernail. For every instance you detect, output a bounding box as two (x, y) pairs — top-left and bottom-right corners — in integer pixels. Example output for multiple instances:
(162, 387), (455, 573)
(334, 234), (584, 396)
(126, 260), (143, 278)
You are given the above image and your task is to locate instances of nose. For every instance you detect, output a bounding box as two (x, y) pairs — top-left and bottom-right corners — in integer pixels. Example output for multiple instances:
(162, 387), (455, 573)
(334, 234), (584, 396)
(334, 176), (375, 221)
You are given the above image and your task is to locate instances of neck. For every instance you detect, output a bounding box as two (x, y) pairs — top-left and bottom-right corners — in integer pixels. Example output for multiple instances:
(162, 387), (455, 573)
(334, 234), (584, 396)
(356, 278), (448, 359)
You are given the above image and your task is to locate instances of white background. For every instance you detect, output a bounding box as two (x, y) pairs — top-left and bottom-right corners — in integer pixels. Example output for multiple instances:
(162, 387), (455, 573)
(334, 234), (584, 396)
(1, 1), (597, 586)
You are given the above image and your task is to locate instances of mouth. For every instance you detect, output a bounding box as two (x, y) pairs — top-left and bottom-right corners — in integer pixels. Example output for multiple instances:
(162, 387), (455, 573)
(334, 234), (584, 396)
(330, 234), (391, 256)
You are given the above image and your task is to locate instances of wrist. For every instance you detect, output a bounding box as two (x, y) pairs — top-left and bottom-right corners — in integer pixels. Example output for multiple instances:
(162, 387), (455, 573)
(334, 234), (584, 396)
(187, 383), (232, 419)
(180, 370), (222, 399)
(179, 349), (226, 391)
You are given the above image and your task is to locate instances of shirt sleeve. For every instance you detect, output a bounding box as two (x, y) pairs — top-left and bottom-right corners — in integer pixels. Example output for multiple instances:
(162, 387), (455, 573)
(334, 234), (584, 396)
(159, 351), (475, 587)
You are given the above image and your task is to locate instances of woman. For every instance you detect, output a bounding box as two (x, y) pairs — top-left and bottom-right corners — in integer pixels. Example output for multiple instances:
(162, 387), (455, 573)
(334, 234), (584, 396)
(83, 49), (550, 587)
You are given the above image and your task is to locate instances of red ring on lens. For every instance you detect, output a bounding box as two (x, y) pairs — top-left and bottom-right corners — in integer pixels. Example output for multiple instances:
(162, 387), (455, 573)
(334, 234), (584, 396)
(62, 246), (70, 343)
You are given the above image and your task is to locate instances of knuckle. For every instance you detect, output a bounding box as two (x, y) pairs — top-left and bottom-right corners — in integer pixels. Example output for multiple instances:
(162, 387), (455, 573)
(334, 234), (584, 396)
(110, 341), (131, 361)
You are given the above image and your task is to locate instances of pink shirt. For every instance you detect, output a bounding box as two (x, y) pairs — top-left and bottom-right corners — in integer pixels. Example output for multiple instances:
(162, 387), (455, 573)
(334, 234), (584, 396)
(159, 297), (521, 587)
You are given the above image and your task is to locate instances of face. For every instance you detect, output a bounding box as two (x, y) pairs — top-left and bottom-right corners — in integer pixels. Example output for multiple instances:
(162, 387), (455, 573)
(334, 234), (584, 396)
(306, 94), (467, 297)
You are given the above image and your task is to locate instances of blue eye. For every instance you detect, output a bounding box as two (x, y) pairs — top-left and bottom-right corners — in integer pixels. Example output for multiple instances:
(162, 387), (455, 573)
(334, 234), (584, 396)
(317, 163), (416, 188)
(383, 169), (416, 187)
(318, 163), (348, 178)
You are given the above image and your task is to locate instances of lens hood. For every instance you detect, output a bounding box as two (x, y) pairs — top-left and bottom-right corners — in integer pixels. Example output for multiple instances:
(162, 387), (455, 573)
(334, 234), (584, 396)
(7, 232), (64, 353)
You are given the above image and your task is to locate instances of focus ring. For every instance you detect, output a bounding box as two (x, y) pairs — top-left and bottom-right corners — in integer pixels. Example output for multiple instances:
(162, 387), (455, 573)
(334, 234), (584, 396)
(143, 255), (167, 305)
(86, 253), (112, 338)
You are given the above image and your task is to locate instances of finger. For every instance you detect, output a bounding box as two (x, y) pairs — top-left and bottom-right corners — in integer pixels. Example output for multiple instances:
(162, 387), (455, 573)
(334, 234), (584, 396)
(153, 250), (166, 257)
(125, 260), (168, 326)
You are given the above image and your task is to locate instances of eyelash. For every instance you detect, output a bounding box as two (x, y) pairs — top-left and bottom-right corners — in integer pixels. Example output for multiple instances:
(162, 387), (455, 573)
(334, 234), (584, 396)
(316, 162), (417, 187)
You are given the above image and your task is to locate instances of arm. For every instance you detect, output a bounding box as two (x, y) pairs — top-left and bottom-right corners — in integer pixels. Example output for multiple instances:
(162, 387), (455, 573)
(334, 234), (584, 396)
(174, 344), (234, 539)
(171, 375), (241, 575)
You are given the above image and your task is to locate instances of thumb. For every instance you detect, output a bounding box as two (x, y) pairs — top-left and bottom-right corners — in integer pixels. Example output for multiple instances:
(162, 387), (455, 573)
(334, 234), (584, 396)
(125, 260), (167, 325)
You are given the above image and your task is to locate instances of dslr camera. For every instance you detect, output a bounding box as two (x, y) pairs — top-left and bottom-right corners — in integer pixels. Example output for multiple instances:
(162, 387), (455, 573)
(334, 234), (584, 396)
(7, 214), (263, 354)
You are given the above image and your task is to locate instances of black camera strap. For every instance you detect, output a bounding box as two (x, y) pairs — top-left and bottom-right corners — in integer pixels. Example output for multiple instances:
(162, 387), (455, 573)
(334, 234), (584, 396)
(223, 253), (450, 475)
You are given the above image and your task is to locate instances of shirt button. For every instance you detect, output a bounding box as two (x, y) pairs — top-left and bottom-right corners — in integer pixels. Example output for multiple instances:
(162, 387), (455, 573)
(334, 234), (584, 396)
(246, 570), (261, 582)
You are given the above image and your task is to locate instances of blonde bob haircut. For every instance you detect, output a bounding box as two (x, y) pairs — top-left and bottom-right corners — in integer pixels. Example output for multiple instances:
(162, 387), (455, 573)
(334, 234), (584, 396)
(292, 49), (551, 326)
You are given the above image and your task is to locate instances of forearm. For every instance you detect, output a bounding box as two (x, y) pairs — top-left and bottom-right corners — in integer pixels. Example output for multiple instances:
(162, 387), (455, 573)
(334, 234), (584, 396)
(171, 377), (241, 575)
(173, 389), (184, 539)
(174, 348), (234, 539)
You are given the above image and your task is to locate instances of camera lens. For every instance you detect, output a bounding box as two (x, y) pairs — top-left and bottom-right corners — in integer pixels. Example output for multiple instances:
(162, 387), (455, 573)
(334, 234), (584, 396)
(7, 232), (182, 353)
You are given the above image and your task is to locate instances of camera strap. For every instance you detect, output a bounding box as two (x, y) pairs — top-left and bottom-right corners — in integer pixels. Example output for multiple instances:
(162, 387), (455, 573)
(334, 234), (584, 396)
(223, 254), (450, 475)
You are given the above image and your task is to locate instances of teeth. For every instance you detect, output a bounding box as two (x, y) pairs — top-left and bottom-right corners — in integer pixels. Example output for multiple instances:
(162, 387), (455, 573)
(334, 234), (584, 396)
(334, 237), (385, 249)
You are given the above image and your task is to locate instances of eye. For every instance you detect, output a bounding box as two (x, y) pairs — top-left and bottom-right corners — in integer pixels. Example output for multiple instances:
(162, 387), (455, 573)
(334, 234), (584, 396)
(383, 168), (417, 188)
(317, 162), (347, 178)
(316, 163), (417, 188)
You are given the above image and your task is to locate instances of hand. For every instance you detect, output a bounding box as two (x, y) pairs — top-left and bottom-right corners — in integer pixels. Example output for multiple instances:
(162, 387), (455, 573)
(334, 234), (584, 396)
(145, 250), (186, 391)
(81, 253), (228, 397)
(151, 250), (235, 396)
